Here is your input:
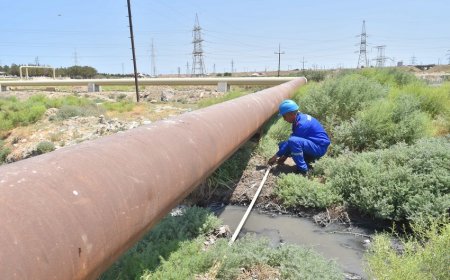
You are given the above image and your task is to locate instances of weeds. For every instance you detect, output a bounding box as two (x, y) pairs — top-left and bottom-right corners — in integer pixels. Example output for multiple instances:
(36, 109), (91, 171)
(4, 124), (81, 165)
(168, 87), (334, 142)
(366, 217), (450, 280)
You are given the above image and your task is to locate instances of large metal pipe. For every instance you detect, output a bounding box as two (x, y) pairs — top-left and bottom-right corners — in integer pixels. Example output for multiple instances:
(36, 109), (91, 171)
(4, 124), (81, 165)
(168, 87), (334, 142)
(0, 77), (296, 87)
(0, 77), (306, 279)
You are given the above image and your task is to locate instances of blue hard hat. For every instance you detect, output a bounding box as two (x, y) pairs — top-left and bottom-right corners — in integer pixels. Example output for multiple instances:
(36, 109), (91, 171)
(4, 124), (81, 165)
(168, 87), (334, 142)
(278, 99), (299, 116)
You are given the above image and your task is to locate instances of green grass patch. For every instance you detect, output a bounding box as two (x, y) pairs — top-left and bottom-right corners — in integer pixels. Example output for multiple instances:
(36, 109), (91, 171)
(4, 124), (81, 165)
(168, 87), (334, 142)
(100, 100), (135, 113)
(197, 90), (248, 108)
(100, 207), (221, 280)
(366, 218), (450, 280)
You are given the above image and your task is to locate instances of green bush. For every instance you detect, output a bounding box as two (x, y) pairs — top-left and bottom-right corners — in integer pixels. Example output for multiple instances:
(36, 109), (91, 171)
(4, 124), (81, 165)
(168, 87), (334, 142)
(144, 235), (342, 280)
(332, 94), (432, 153)
(35, 141), (55, 155)
(360, 67), (419, 87)
(275, 174), (342, 208)
(297, 74), (388, 133)
(313, 137), (450, 222)
(366, 218), (450, 280)
(55, 104), (104, 120)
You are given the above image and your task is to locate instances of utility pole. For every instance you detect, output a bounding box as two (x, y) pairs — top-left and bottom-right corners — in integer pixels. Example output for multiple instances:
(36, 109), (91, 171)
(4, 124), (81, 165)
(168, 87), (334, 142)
(301, 56), (307, 70)
(127, 0), (140, 102)
(191, 14), (205, 76)
(73, 49), (78, 66)
(213, 63), (216, 73)
(150, 38), (156, 77)
(231, 59), (234, 73)
(274, 43), (284, 77)
(357, 20), (369, 68)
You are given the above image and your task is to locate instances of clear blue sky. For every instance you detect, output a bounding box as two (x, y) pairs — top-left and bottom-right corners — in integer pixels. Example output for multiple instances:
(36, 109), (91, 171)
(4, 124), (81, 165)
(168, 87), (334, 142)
(1, 0), (448, 74)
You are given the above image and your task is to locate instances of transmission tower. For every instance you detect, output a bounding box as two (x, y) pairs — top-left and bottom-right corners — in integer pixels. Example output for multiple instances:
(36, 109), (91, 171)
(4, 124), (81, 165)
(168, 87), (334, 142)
(191, 14), (205, 76)
(186, 61), (190, 75)
(446, 50), (450, 65)
(411, 55), (417, 65)
(150, 39), (156, 77)
(357, 20), (369, 68)
(374, 45), (387, 67)
(231, 59), (234, 73)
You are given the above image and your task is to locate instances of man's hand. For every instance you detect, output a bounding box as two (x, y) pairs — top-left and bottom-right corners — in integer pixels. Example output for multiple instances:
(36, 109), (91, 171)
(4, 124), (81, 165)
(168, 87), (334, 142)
(277, 155), (288, 164)
(268, 155), (278, 165)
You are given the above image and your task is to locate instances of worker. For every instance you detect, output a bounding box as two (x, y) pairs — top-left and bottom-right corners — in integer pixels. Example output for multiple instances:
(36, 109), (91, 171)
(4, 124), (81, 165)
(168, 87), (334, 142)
(268, 99), (330, 174)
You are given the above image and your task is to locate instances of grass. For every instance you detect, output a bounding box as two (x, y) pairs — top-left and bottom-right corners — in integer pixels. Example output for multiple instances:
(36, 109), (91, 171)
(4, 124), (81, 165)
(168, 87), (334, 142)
(190, 142), (255, 202)
(101, 206), (342, 280)
(196, 90), (248, 108)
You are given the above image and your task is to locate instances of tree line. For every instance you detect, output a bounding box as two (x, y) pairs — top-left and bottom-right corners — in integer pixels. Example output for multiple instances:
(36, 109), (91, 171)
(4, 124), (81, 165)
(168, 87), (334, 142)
(0, 64), (98, 79)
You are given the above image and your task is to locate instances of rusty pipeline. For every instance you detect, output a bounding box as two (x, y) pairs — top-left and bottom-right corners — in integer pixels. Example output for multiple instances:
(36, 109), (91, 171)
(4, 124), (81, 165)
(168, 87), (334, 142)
(0, 77), (306, 279)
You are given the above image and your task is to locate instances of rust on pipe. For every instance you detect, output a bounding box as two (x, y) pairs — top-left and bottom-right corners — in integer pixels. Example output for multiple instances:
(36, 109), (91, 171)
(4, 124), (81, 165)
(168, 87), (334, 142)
(0, 77), (306, 279)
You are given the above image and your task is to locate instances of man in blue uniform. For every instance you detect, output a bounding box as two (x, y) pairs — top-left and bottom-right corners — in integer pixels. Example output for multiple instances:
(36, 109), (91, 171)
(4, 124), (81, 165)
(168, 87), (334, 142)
(268, 99), (330, 174)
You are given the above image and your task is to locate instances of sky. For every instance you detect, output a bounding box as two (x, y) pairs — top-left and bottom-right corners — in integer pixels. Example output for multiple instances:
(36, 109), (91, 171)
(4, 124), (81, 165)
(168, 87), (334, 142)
(0, 0), (449, 75)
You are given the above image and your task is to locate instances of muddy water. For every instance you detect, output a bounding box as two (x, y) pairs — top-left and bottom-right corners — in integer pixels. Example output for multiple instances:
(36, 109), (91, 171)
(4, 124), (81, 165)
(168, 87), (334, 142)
(218, 205), (370, 279)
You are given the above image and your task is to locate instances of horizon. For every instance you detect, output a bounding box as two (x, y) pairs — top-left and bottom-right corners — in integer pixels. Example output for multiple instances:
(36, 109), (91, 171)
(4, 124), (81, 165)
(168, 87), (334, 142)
(1, 0), (449, 75)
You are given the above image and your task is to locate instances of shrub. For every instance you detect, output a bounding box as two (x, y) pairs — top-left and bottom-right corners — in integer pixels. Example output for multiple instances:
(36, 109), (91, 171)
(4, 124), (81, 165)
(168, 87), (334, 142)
(298, 74), (388, 133)
(275, 174), (342, 208)
(360, 67), (419, 87)
(366, 218), (450, 280)
(55, 104), (104, 120)
(313, 137), (450, 222)
(35, 141), (55, 155)
(144, 235), (342, 280)
(332, 94), (432, 153)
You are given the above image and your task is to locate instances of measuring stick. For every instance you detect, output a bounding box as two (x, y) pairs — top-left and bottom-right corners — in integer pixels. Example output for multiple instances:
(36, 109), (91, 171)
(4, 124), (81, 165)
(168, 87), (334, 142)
(228, 166), (272, 245)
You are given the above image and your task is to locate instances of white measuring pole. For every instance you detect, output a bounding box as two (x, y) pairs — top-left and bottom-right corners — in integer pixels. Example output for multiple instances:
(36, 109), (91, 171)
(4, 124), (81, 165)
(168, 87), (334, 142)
(228, 166), (272, 245)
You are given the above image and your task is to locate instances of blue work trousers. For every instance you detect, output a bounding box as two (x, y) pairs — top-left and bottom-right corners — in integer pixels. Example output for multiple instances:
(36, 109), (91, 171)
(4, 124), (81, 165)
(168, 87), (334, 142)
(277, 136), (327, 172)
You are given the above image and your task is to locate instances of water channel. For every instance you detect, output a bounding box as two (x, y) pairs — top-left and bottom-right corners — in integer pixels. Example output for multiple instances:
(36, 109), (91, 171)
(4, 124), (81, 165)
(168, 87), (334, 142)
(217, 205), (371, 279)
